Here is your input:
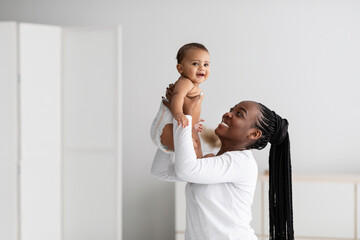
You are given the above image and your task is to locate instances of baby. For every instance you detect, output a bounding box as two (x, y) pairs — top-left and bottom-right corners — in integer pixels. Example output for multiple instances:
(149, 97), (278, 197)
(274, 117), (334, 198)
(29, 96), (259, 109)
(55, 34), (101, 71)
(150, 43), (210, 158)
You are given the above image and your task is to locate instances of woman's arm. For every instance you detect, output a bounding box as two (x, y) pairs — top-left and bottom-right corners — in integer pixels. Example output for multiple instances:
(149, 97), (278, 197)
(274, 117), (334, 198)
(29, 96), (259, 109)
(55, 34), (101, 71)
(151, 149), (185, 182)
(174, 116), (257, 184)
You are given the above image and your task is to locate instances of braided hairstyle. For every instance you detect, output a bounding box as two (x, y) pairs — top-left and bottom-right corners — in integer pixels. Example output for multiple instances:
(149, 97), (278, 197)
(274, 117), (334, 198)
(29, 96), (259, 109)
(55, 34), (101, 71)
(249, 103), (294, 240)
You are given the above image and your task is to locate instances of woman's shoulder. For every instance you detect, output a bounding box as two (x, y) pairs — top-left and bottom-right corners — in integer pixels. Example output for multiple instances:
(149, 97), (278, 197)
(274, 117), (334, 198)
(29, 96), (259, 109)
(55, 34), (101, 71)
(230, 151), (258, 182)
(222, 150), (256, 167)
(215, 150), (257, 184)
(224, 149), (253, 158)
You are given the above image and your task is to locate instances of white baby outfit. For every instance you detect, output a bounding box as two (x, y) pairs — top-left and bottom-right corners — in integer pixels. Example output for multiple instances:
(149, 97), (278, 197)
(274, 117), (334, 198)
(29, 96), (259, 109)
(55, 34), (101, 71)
(150, 89), (203, 153)
(150, 101), (174, 152)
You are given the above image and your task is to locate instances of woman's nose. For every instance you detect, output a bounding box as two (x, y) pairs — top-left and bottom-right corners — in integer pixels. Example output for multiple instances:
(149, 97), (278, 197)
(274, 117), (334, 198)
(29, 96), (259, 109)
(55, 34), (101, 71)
(223, 111), (232, 119)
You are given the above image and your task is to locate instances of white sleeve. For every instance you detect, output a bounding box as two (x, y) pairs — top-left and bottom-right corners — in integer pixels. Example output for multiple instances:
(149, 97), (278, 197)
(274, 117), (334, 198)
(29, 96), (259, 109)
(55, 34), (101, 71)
(174, 115), (255, 184)
(151, 148), (185, 182)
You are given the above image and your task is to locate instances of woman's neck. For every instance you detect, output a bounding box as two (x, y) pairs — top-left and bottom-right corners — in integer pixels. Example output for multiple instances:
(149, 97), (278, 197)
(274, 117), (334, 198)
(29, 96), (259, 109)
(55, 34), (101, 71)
(216, 142), (247, 155)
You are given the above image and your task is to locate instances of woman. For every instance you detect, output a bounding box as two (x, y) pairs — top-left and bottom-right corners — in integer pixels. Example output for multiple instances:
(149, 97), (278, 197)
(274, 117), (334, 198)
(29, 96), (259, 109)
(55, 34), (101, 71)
(151, 96), (294, 240)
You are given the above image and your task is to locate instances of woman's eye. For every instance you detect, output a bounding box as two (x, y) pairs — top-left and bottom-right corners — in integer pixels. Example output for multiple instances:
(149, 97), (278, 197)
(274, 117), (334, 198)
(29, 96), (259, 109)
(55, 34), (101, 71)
(230, 108), (234, 112)
(237, 112), (243, 117)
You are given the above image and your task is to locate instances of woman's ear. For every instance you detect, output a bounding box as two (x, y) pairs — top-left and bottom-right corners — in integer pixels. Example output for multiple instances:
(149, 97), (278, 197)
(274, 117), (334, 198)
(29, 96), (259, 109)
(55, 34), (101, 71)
(249, 129), (262, 140)
(176, 64), (183, 74)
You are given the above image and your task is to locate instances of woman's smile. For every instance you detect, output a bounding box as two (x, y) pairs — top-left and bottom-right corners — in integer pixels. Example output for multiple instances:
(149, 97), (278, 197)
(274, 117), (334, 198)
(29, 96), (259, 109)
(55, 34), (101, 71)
(219, 120), (230, 128)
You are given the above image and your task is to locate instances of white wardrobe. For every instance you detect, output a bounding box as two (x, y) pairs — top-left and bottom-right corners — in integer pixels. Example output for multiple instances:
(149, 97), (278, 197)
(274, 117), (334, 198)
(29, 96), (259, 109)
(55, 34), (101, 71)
(0, 22), (122, 240)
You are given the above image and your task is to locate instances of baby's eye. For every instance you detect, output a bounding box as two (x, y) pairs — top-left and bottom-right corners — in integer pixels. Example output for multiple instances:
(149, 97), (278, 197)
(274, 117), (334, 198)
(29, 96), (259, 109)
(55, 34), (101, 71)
(192, 62), (198, 66)
(204, 63), (209, 67)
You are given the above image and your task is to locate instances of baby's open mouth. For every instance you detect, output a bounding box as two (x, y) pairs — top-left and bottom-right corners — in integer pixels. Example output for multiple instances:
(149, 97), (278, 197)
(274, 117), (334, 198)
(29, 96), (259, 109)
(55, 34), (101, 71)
(197, 73), (205, 77)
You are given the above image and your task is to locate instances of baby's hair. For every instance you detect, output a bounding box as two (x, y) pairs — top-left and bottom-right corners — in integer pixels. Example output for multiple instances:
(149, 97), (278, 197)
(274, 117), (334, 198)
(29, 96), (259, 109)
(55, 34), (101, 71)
(176, 43), (208, 64)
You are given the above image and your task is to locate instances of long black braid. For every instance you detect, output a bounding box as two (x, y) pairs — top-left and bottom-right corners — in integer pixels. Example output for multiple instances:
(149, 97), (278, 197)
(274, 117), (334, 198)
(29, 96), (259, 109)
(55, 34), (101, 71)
(249, 103), (294, 240)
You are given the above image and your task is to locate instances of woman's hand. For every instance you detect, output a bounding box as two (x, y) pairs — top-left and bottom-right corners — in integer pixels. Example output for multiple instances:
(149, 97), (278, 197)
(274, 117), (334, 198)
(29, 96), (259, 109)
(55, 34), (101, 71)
(164, 83), (175, 102)
(162, 83), (174, 110)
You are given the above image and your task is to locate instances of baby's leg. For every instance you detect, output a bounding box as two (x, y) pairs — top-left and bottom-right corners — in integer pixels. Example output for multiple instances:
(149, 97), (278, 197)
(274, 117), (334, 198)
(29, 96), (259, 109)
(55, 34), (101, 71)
(160, 124), (202, 158)
(160, 124), (174, 151)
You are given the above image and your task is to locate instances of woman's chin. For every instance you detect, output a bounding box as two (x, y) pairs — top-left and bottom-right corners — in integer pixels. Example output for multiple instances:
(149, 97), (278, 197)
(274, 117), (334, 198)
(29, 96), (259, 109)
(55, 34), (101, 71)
(214, 127), (221, 136)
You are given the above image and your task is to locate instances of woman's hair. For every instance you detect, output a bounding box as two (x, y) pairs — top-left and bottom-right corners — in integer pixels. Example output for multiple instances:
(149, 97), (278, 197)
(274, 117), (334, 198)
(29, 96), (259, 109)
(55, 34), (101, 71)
(249, 103), (294, 240)
(176, 42), (208, 64)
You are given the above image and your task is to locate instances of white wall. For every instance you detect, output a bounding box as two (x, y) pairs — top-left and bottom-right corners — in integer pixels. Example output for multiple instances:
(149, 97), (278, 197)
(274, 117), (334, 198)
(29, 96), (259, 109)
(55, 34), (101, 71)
(1, 1), (360, 240)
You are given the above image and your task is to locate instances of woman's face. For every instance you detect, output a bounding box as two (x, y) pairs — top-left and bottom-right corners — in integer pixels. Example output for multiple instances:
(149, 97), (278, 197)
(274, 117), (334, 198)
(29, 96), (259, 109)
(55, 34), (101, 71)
(215, 101), (261, 146)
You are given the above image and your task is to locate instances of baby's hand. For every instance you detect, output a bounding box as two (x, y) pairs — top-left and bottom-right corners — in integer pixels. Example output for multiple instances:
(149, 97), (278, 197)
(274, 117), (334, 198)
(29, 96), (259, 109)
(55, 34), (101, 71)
(174, 113), (188, 127)
(194, 119), (205, 133)
(203, 153), (215, 158)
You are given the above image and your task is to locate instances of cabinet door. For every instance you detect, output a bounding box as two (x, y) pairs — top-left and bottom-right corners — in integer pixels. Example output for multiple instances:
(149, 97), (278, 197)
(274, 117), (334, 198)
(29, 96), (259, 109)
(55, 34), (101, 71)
(264, 181), (355, 239)
(176, 233), (185, 240)
(251, 181), (263, 235)
(175, 182), (187, 234)
(62, 27), (120, 240)
(0, 22), (19, 240)
(357, 184), (360, 240)
(19, 23), (62, 240)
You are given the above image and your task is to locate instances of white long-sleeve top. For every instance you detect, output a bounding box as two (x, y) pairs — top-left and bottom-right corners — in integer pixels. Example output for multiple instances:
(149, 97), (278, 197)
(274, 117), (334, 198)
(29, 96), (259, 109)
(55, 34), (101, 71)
(151, 116), (258, 240)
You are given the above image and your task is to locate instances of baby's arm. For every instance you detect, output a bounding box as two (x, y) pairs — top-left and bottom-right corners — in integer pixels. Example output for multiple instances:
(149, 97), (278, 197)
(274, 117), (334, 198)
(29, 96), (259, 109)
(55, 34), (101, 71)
(171, 77), (195, 127)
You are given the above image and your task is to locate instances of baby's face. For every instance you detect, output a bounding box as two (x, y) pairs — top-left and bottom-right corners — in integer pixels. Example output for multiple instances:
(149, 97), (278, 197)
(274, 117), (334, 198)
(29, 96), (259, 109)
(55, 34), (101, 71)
(178, 49), (210, 84)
